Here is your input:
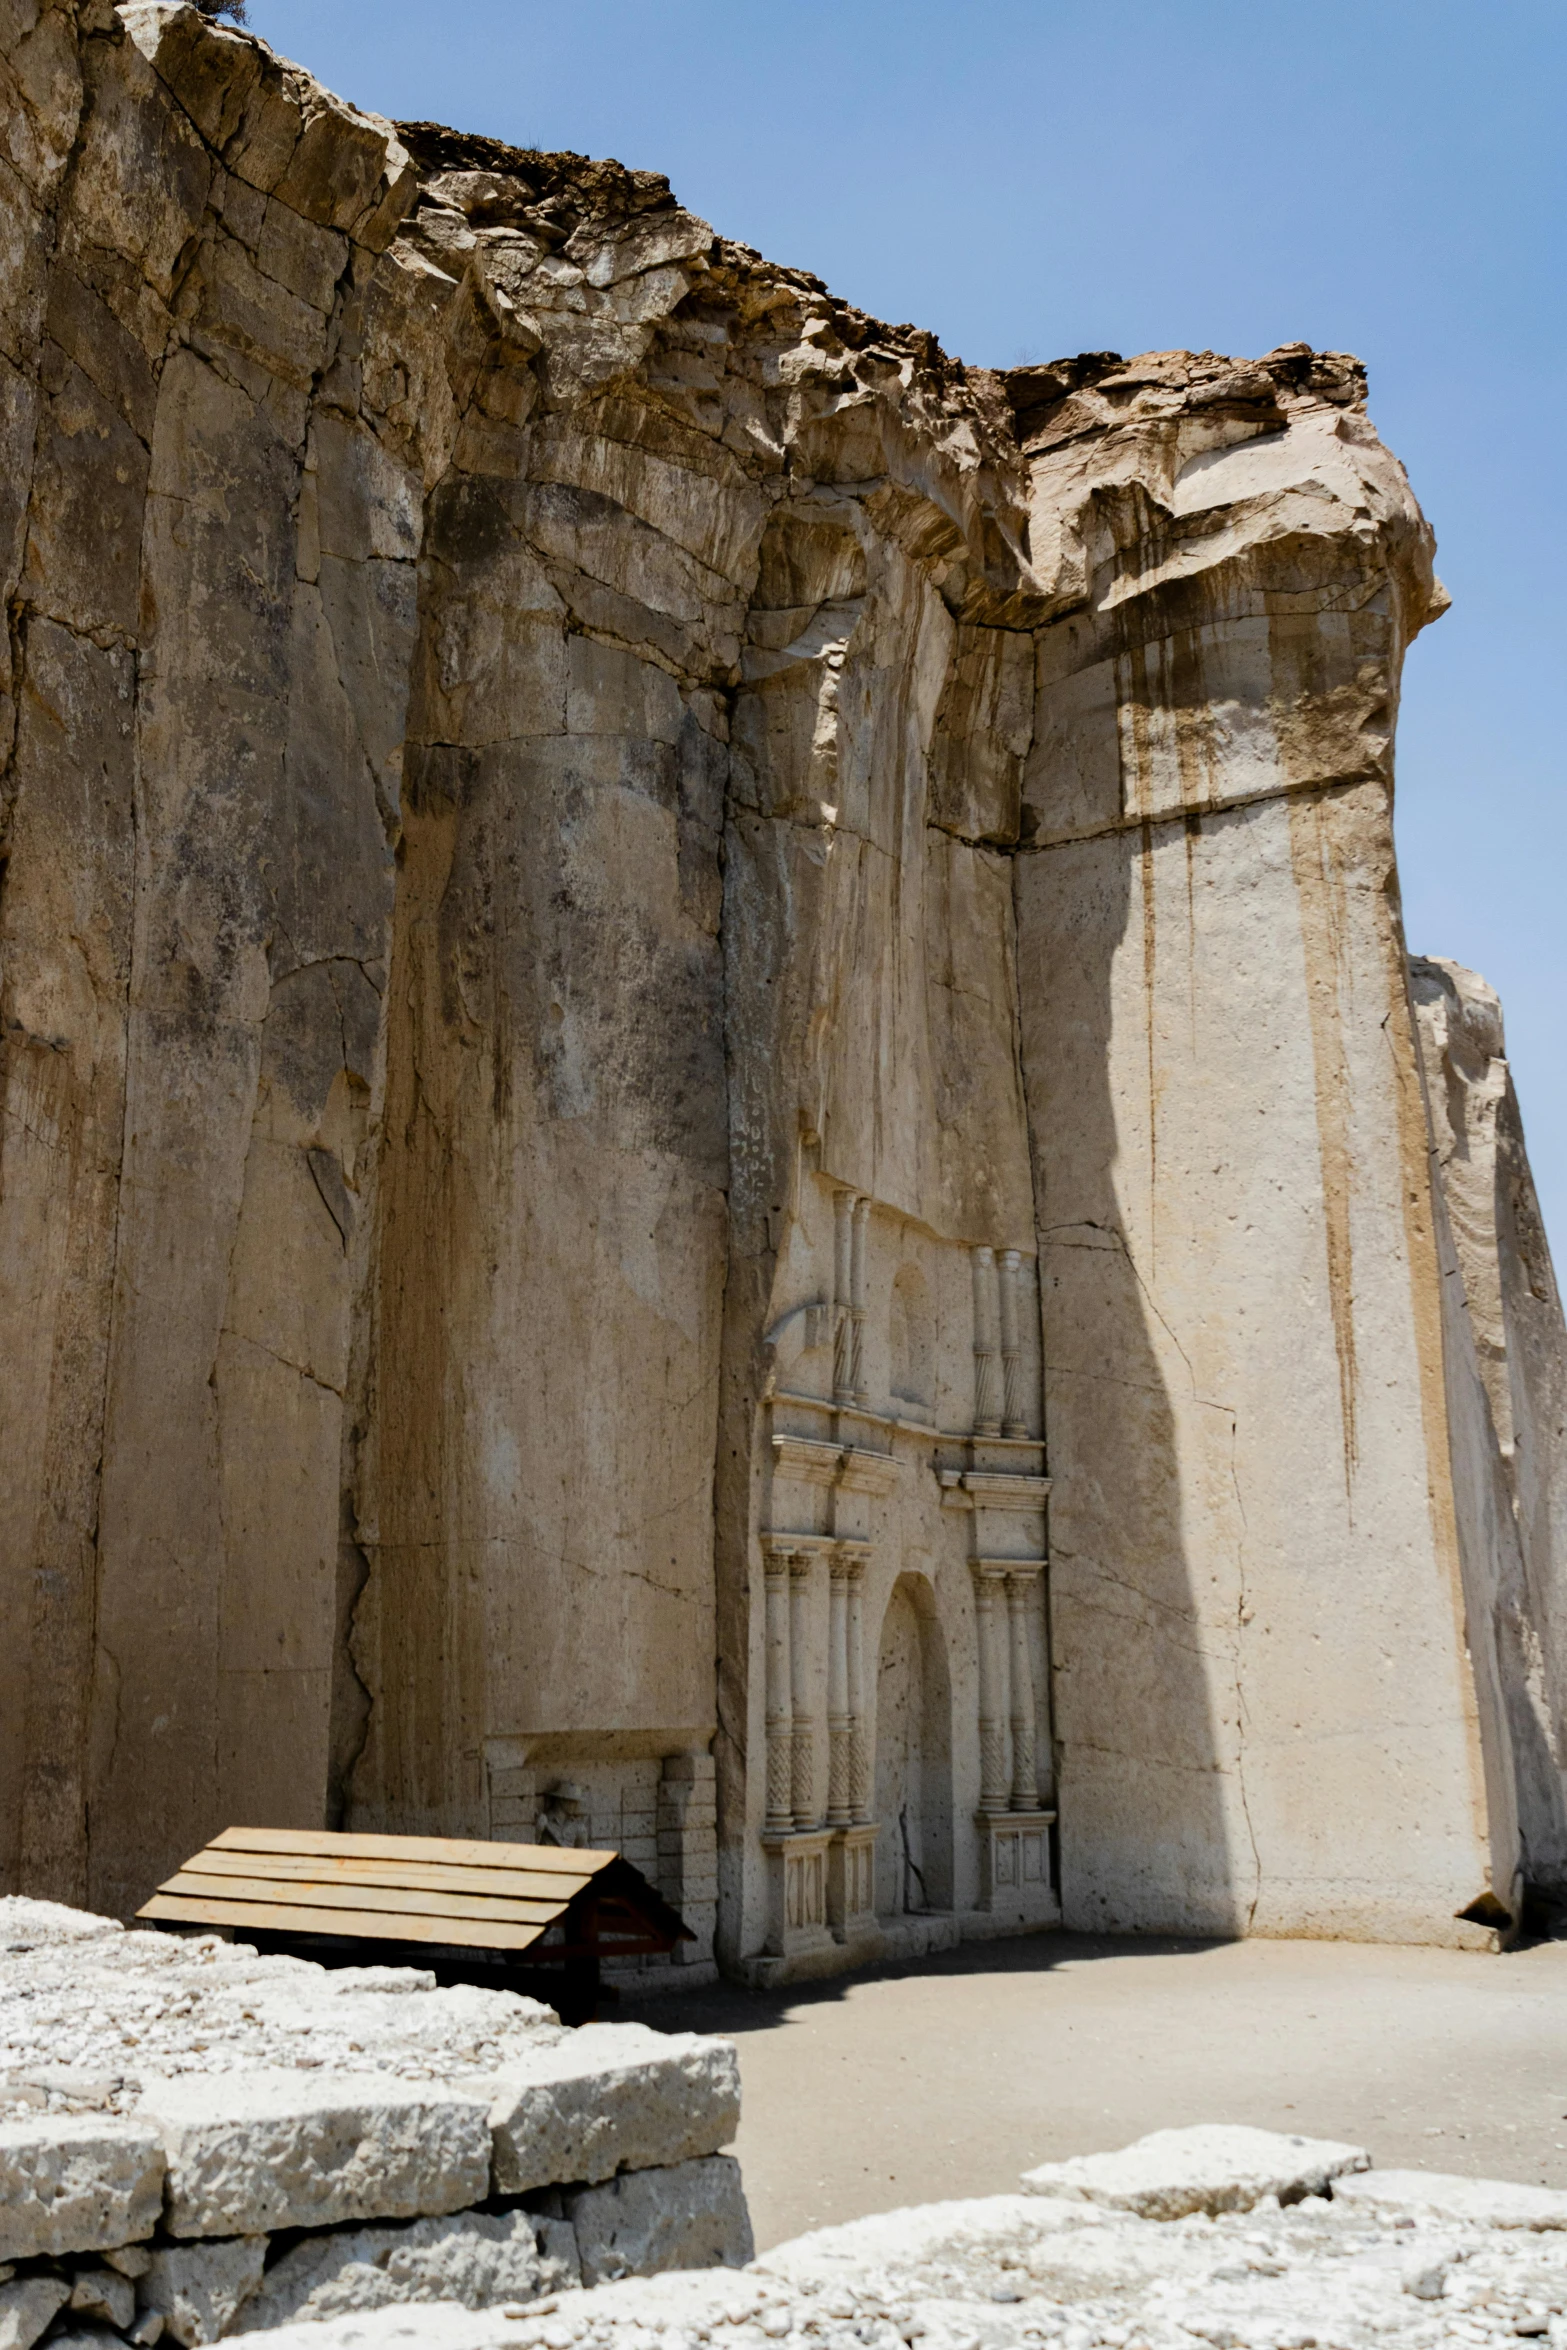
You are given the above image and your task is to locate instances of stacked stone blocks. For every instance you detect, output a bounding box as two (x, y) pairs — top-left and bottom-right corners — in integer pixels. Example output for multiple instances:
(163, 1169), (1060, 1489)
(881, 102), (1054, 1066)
(0, 1909), (749, 2350)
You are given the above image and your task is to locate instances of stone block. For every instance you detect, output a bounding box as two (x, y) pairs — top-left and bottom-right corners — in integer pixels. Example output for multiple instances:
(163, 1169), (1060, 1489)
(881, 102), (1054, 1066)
(1333, 2169), (1567, 2229)
(136, 2071), (492, 2237)
(0, 2116), (164, 2260)
(0, 2278), (69, 2350)
(68, 2271), (135, 2330)
(235, 2209), (576, 2331)
(138, 2237), (269, 2345)
(487, 2025), (740, 2195)
(566, 2154), (754, 2288)
(1020, 2124), (1369, 2219)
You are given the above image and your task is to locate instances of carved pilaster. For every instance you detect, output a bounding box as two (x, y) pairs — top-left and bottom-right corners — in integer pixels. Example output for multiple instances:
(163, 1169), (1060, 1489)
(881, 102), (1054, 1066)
(827, 1551), (852, 1827)
(999, 1247), (1027, 1437)
(763, 1540), (794, 1832)
(845, 1548), (871, 1821)
(789, 1548), (816, 1828)
(761, 1825), (834, 1961)
(976, 1808), (1058, 1917)
(972, 1563), (1010, 1813)
(850, 1194), (871, 1402)
(972, 1245), (1001, 1437)
(827, 1822), (878, 1943)
(1007, 1567), (1041, 1810)
(832, 1188), (856, 1403)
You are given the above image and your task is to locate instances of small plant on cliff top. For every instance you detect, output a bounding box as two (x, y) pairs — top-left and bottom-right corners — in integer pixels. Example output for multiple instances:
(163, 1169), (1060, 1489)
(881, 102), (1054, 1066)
(195, 0), (249, 22)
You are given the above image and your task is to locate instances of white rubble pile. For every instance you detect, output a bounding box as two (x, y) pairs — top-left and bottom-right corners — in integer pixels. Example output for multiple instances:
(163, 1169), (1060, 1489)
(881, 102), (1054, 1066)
(0, 1901), (749, 2349)
(203, 2128), (1567, 2350)
(0, 1902), (563, 2099)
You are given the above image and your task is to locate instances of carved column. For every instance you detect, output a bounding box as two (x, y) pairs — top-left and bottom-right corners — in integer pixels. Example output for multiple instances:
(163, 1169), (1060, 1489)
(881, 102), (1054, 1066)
(972, 1564), (1011, 1814)
(999, 1248), (1027, 1438)
(850, 1195), (871, 1402)
(789, 1549), (816, 1828)
(846, 1550), (871, 1820)
(1006, 1569), (1041, 1810)
(833, 1189), (856, 1403)
(826, 1552), (853, 1827)
(972, 1245), (1001, 1436)
(763, 1540), (795, 1833)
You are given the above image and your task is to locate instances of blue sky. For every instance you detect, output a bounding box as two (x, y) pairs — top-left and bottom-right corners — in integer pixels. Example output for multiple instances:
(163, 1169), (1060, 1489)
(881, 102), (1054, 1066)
(247, 0), (1566, 1261)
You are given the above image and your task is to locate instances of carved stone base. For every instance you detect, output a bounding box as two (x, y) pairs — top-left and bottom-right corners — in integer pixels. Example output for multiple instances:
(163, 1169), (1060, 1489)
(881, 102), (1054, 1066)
(827, 1822), (878, 1942)
(761, 1828), (836, 1962)
(739, 1903), (1058, 1988)
(976, 1808), (1058, 1917)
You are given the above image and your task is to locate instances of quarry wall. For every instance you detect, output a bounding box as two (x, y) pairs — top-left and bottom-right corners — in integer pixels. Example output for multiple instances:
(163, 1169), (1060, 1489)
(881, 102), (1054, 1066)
(1, 0), (1564, 1963)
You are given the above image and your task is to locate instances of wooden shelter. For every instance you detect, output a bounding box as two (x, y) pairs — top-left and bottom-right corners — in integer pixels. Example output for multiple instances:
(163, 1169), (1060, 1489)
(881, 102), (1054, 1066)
(139, 1826), (693, 2022)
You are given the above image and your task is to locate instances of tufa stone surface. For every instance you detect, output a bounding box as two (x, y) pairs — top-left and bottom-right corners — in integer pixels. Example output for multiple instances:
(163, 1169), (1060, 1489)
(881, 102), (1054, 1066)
(0, 2115), (164, 2261)
(565, 2154), (755, 2288)
(133, 2149), (1567, 2350)
(485, 2024), (740, 2194)
(235, 2210), (575, 2332)
(0, 2278), (70, 2350)
(135, 2071), (493, 2237)
(1019, 2123), (1370, 2218)
(0, 1904), (753, 2323)
(1411, 957), (1567, 1921)
(67, 2271), (136, 2330)
(0, 1910), (562, 2098)
(137, 2236), (270, 2345)
(1334, 2168), (1567, 2231)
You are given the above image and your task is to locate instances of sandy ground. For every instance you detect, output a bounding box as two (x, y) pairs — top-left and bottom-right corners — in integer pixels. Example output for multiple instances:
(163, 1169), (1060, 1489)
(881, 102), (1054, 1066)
(623, 1931), (1567, 2250)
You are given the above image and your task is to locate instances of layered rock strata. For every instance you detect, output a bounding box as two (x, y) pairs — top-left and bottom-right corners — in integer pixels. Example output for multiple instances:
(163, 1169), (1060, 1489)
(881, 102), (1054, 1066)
(0, 0), (1562, 1962)
(0, 1900), (750, 2343)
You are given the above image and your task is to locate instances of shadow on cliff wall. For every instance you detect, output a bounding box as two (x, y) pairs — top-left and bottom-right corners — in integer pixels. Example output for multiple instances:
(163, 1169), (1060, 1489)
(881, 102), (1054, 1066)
(1015, 812), (1242, 1937)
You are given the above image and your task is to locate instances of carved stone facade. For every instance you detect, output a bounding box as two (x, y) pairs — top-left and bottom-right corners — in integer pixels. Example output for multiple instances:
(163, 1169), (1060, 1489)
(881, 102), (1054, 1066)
(746, 1191), (1055, 1980)
(2, 6), (1565, 1971)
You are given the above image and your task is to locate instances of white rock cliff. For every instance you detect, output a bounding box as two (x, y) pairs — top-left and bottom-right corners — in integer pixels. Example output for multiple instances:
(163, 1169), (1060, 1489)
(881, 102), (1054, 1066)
(0, 0), (1563, 1968)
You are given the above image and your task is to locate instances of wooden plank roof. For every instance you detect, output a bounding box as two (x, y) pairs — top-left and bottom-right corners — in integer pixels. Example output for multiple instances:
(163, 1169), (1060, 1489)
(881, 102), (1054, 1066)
(138, 1826), (692, 1956)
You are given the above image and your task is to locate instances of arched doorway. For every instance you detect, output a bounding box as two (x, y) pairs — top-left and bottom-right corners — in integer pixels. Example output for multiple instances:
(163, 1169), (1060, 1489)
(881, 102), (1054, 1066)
(874, 1573), (953, 1917)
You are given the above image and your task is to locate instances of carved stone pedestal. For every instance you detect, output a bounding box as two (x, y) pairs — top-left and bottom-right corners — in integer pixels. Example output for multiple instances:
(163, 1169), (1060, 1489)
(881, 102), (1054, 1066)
(976, 1808), (1058, 1919)
(827, 1822), (878, 1942)
(762, 1827), (836, 1964)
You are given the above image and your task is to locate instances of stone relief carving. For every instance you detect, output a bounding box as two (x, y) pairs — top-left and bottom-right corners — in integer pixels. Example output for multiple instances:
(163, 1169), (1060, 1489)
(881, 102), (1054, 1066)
(755, 1186), (1050, 1976)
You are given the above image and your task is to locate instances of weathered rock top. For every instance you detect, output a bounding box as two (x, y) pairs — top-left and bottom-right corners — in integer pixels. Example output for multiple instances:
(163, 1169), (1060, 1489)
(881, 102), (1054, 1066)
(69, 0), (1414, 644)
